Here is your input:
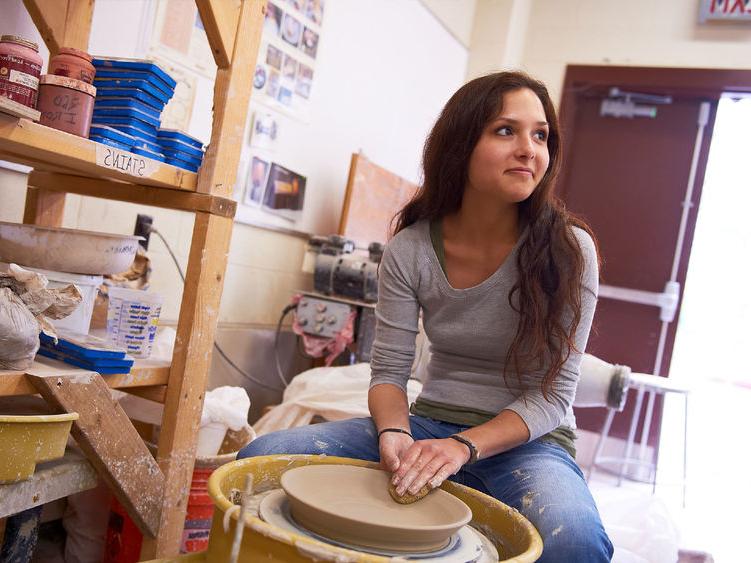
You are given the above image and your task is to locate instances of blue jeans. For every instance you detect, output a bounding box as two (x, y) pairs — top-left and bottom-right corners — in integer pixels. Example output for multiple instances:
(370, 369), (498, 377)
(238, 416), (613, 562)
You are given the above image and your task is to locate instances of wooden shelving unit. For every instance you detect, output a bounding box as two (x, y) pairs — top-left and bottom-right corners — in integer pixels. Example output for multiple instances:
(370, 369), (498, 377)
(0, 0), (264, 558)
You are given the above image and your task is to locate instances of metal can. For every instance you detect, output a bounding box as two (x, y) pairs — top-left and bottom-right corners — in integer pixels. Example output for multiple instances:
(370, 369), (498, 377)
(0, 35), (43, 108)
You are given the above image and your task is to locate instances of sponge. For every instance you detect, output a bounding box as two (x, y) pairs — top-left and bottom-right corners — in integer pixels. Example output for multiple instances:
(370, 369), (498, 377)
(388, 481), (431, 504)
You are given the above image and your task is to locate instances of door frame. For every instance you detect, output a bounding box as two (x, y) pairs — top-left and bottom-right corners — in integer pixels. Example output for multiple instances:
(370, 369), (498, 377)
(558, 65), (751, 450)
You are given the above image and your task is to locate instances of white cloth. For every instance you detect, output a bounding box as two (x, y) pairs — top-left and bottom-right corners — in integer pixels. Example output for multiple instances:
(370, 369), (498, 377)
(253, 363), (423, 436)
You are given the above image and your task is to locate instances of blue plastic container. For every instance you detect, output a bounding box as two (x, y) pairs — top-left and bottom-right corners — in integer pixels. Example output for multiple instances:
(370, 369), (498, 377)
(156, 128), (203, 149)
(93, 78), (172, 103)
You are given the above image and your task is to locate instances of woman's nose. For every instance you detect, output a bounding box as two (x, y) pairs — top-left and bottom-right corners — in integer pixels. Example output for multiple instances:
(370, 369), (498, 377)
(515, 136), (535, 159)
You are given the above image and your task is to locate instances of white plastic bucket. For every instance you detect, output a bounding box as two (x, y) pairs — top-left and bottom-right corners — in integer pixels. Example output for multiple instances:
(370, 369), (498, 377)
(0, 263), (102, 335)
(106, 287), (163, 358)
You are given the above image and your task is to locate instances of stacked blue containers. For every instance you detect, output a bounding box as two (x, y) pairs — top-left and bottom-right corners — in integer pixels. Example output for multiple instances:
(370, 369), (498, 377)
(89, 58), (205, 172)
(156, 128), (204, 173)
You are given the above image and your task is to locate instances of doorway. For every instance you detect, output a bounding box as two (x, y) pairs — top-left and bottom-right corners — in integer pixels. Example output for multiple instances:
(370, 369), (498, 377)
(657, 94), (751, 561)
(558, 66), (751, 459)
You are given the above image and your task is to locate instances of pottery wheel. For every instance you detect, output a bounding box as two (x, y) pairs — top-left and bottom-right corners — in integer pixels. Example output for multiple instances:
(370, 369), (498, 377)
(257, 489), (499, 562)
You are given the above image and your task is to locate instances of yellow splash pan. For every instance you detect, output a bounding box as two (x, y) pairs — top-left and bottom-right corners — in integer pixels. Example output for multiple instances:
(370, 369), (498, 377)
(146, 454), (543, 562)
(0, 412), (78, 483)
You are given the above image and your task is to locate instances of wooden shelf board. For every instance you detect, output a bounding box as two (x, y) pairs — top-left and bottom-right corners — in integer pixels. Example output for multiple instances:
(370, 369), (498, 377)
(0, 449), (98, 519)
(0, 114), (197, 191)
(0, 356), (170, 397)
(28, 171), (237, 218)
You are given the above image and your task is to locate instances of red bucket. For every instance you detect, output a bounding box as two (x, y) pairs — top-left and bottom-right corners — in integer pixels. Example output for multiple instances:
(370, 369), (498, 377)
(103, 498), (143, 563)
(103, 466), (219, 560)
(179, 467), (217, 553)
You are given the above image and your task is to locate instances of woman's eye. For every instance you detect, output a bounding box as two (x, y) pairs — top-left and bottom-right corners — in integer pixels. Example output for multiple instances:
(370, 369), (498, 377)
(495, 126), (512, 136)
(534, 130), (548, 141)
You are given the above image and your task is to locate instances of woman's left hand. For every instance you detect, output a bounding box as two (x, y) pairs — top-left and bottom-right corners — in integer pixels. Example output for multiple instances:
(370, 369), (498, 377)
(391, 438), (471, 497)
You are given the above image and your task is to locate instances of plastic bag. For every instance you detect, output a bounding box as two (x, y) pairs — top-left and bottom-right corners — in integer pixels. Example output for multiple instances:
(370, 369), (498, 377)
(0, 287), (40, 370)
(0, 263), (82, 370)
(590, 482), (680, 563)
(201, 386), (251, 431)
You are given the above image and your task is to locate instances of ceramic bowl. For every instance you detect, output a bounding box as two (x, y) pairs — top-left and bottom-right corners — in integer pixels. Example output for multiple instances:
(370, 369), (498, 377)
(0, 221), (142, 275)
(280, 464), (472, 553)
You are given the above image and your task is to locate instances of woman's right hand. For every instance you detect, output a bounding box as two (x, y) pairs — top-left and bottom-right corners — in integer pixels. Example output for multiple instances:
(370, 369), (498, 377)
(378, 431), (414, 473)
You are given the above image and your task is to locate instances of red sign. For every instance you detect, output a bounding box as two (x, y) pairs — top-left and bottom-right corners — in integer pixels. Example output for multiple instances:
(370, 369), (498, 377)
(700, 0), (751, 22)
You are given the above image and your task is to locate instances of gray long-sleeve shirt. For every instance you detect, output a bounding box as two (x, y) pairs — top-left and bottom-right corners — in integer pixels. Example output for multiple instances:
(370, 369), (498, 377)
(369, 219), (599, 442)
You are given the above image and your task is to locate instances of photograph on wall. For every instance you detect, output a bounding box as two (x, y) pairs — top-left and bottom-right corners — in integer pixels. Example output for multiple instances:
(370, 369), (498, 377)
(250, 112), (279, 149)
(281, 54), (298, 86)
(305, 0), (325, 25)
(266, 44), (283, 69)
(300, 27), (319, 59)
(265, 2), (283, 36)
(281, 13), (303, 47)
(277, 86), (293, 106)
(252, 0), (323, 118)
(266, 70), (281, 99)
(295, 64), (313, 99)
(244, 156), (270, 206)
(263, 162), (307, 220)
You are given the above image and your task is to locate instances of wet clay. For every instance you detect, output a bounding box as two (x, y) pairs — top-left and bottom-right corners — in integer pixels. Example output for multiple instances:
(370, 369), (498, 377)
(388, 481), (431, 504)
(280, 464), (472, 552)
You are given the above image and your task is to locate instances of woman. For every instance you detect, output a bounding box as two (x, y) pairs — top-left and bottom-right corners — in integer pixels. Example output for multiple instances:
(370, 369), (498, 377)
(239, 71), (613, 562)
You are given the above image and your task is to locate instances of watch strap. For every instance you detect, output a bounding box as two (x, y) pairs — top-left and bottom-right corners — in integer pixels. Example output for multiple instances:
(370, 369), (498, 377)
(449, 434), (479, 464)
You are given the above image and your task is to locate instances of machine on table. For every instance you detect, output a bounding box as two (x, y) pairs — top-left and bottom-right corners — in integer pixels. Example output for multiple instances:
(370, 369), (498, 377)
(285, 235), (383, 365)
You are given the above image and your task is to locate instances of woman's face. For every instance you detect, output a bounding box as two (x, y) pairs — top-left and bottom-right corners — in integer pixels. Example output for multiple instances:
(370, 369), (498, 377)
(466, 88), (550, 204)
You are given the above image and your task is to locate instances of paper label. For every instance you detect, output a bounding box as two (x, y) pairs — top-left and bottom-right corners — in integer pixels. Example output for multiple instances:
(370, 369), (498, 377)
(9, 68), (38, 89)
(95, 144), (160, 177)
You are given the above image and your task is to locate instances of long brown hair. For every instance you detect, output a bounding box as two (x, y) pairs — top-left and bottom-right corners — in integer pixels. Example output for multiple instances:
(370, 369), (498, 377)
(393, 71), (599, 400)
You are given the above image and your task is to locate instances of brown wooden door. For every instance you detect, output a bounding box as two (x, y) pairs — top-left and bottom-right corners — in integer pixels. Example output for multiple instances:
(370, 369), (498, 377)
(557, 66), (720, 449)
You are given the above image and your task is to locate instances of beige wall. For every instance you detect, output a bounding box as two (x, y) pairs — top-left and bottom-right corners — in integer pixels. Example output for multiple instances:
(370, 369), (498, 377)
(469, 0), (751, 103)
(468, 0), (531, 78)
(421, 0), (477, 47)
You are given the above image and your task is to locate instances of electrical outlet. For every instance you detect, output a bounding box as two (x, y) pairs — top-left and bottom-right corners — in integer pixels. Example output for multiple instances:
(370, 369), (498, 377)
(134, 214), (153, 250)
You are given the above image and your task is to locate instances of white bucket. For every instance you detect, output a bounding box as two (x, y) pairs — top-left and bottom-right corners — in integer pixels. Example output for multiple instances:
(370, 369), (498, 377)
(106, 286), (163, 359)
(0, 263), (102, 335)
(195, 422), (227, 458)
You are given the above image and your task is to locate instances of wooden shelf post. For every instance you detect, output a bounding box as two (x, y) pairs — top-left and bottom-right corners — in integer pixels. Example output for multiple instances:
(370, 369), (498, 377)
(142, 0), (265, 557)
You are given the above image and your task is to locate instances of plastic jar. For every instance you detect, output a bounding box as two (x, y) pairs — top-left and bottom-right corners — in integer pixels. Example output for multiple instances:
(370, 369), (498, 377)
(0, 35), (43, 108)
(49, 47), (95, 84)
(37, 74), (96, 137)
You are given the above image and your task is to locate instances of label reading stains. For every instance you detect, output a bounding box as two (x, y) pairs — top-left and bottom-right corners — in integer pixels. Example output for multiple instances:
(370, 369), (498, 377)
(95, 144), (159, 177)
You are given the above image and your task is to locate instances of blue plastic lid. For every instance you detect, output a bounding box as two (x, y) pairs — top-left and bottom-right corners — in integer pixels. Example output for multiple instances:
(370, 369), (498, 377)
(92, 57), (177, 89)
